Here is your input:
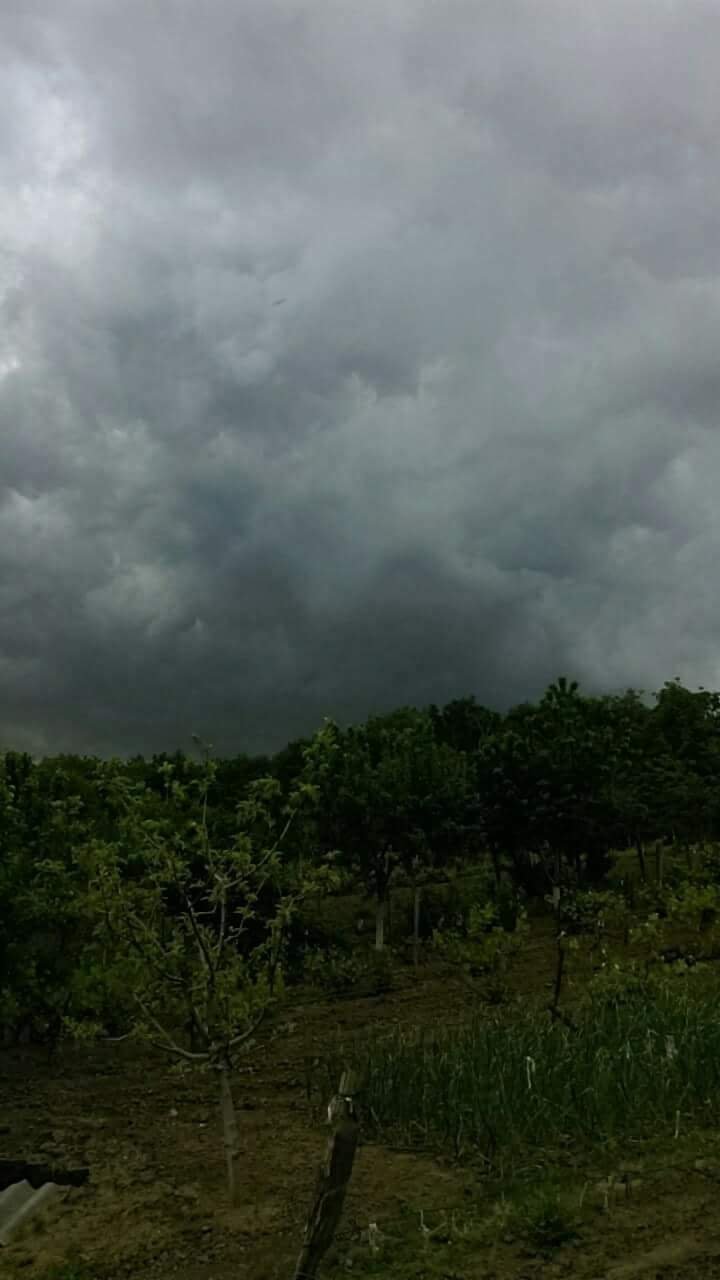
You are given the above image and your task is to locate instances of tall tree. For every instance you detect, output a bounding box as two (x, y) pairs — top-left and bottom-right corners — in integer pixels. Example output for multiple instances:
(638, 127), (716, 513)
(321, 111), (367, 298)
(304, 710), (469, 949)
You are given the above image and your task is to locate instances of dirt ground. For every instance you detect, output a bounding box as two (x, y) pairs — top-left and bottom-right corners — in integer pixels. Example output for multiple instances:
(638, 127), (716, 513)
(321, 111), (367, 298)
(4, 922), (720, 1280)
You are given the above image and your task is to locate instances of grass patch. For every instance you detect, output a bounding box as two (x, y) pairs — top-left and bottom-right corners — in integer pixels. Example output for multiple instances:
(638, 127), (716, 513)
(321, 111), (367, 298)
(39, 1265), (96, 1280)
(327, 1178), (586, 1277)
(512, 1182), (582, 1254)
(342, 983), (720, 1167)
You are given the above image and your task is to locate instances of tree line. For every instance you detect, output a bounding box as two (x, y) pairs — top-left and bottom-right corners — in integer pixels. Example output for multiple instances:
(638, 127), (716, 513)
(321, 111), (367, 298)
(3, 676), (720, 1023)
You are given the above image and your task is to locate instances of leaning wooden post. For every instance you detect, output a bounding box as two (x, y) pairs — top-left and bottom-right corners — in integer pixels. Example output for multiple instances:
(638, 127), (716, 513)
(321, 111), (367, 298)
(293, 1070), (361, 1280)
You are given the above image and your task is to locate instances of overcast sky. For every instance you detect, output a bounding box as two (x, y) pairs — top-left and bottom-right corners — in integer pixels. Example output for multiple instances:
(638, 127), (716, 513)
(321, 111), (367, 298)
(2, 0), (720, 757)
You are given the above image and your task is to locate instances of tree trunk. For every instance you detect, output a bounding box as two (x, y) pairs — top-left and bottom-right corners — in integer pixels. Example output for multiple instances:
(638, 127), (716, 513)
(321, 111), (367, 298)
(413, 884), (421, 970)
(635, 837), (647, 884)
(551, 884), (562, 930)
(490, 846), (502, 888)
(574, 850), (583, 887)
(550, 935), (566, 1018)
(373, 851), (393, 952)
(375, 893), (386, 951)
(548, 937), (576, 1033)
(293, 1071), (361, 1280)
(219, 1064), (239, 1207)
(655, 842), (664, 887)
(684, 843), (693, 871)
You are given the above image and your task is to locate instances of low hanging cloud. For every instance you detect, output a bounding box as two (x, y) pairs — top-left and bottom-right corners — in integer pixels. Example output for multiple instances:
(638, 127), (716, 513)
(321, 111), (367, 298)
(2, 0), (720, 757)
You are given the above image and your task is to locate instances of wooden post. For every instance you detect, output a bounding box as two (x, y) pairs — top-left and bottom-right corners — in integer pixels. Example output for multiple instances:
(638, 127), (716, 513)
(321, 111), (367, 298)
(548, 934), (577, 1033)
(550, 934), (565, 1017)
(293, 1070), (361, 1280)
(552, 883), (562, 928)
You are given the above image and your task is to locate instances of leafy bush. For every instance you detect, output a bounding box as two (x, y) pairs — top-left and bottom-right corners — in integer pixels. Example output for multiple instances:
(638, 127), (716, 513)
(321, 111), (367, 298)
(514, 1184), (581, 1255)
(666, 881), (720, 934)
(302, 945), (397, 996)
(557, 888), (627, 937)
(581, 959), (653, 1006)
(431, 897), (527, 997)
(303, 946), (368, 994)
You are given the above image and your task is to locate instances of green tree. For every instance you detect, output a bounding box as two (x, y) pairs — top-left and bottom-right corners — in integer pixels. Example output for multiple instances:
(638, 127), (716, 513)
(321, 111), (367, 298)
(86, 750), (329, 1204)
(478, 680), (630, 894)
(0, 756), (103, 1046)
(304, 710), (469, 950)
(428, 696), (501, 754)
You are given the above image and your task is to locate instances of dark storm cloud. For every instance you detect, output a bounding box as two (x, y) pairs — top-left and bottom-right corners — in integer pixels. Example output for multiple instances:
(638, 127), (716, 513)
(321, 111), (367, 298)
(3, 0), (720, 757)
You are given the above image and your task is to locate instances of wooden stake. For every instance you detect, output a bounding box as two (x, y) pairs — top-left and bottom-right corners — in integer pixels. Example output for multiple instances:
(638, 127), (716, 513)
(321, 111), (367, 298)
(293, 1070), (361, 1280)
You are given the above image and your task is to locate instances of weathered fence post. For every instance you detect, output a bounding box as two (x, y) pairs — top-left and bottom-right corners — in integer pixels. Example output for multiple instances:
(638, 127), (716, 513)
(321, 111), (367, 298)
(293, 1069), (361, 1280)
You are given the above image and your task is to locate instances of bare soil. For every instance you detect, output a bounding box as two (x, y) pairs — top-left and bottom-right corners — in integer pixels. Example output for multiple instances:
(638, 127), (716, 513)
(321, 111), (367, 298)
(4, 922), (720, 1280)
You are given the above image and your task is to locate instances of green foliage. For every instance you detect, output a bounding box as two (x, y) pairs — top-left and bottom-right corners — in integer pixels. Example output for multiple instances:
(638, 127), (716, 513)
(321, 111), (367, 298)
(428, 696), (502, 754)
(84, 754), (330, 1066)
(301, 710), (470, 945)
(6, 673), (720, 1046)
(303, 944), (396, 996)
(606, 853), (720, 974)
(303, 946), (368, 994)
(557, 888), (626, 936)
(431, 893), (527, 1003)
(0, 759), (109, 1043)
(582, 958), (652, 1006)
(344, 982), (720, 1166)
(0, 738), (336, 1051)
(509, 1183), (582, 1255)
(666, 879), (720, 929)
(40, 1265), (96, 1280)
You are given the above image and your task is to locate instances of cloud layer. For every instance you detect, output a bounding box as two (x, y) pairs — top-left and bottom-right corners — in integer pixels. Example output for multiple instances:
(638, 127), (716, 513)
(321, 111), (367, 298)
(3, 0), (720, 756)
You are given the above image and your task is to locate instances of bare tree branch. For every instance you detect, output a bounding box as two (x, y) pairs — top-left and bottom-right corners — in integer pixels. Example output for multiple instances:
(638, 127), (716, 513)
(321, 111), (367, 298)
(227, 1007), (267, 1052)
(134, 995), (208, 1063)
(183, 891), (216, 978)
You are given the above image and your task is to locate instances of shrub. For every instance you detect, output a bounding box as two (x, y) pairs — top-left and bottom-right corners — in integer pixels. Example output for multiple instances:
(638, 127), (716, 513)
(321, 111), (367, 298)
(511, 1184), (581, 1255)
(431, 898), (527, 993)
(303, 946), (368, 995)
